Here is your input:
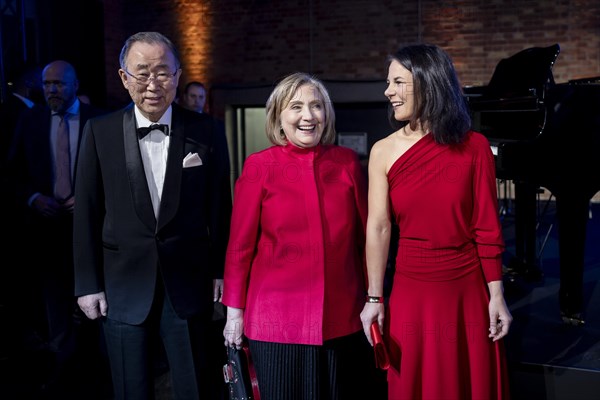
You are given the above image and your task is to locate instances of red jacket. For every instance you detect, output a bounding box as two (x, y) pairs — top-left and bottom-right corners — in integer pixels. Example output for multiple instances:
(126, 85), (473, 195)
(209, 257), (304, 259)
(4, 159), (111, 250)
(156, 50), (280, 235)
(223, 143), (368, 345)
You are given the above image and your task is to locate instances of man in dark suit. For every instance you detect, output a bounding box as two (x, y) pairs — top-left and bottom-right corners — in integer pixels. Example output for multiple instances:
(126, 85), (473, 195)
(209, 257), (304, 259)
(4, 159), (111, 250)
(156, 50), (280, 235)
(74, 32), (232, 400)
(7, 60), (107, 396)
(1, 64), (43, 163)
(0, 65), (42, 352)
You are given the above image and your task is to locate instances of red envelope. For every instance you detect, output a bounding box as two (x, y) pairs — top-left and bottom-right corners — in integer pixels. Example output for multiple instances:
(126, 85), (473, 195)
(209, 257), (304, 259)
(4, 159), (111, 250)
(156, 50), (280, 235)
(370, 322), (390, 370)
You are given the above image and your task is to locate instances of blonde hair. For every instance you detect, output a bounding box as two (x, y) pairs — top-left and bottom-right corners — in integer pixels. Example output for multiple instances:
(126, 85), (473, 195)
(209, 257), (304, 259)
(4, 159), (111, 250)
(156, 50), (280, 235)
(265, 72), (336, 146)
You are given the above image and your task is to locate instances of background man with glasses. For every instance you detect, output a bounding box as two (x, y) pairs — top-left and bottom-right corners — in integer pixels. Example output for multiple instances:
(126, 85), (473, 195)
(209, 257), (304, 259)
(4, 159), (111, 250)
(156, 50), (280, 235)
(73, 31), (232, 400)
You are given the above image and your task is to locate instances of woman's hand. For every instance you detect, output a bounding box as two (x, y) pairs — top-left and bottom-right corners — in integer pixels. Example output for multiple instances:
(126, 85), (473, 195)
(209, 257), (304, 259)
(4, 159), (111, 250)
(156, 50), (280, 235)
(223, 306), (245, 349)
(360, 302), (385, 346)
(488, 294), (512, 341)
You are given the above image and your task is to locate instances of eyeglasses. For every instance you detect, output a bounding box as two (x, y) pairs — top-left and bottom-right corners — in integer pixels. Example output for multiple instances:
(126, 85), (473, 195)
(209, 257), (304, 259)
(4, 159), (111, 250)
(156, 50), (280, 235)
(123, 68), (179, 85)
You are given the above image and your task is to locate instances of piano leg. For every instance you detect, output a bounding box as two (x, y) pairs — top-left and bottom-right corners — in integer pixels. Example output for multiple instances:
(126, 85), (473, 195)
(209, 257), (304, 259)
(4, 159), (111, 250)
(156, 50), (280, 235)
(508, 180), (544, 281)
(556, 190), (588, 325)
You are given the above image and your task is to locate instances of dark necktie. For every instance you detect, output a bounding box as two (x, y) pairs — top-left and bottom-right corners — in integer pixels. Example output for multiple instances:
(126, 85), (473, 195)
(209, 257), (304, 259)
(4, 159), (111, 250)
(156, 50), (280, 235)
(55, 112), (72, 201)
(137, 123), (169, 139)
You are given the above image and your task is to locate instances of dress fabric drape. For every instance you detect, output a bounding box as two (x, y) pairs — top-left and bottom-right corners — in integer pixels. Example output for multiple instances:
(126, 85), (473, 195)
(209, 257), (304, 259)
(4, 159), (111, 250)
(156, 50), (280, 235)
(385, 132), (510, 400)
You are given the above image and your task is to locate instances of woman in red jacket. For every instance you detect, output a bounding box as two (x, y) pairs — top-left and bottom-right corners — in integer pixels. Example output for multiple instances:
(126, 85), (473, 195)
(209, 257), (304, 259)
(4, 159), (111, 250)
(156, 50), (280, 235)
(223, 72), (378, 399)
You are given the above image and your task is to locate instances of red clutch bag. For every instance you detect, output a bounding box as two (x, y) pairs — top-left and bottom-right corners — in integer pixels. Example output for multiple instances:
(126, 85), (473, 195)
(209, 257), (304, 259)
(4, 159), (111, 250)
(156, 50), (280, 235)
(370, 322), (390, 370)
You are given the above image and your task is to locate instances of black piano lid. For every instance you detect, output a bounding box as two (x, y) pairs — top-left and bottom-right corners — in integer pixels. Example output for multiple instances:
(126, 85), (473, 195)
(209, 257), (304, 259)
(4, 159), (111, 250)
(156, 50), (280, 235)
(467, 43), (562, 142)
(485, 43), (560, 99)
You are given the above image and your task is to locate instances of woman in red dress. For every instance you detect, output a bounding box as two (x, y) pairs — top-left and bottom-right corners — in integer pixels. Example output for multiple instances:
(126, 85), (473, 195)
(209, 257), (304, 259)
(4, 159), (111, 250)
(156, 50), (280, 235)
(360, 44), (513, 399)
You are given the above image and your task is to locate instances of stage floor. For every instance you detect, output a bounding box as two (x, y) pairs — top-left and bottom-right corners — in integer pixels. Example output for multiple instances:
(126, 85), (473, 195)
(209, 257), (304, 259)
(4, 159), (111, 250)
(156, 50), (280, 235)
(1, 200), (598, 400)
(502, 200), (600, 399)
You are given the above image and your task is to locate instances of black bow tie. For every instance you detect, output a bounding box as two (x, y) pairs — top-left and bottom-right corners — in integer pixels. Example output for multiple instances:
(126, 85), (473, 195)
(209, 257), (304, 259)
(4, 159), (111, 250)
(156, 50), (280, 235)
(137, 123), (169, 139)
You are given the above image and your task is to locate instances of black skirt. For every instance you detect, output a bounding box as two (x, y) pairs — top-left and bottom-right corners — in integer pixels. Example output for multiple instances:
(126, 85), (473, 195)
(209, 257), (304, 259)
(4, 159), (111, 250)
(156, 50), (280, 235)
(248, 331), (386, 400)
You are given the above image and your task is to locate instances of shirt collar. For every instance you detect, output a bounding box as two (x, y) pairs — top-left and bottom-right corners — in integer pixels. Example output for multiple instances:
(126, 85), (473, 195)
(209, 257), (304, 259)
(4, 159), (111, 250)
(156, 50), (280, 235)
(134, 105), (172, 129)
(12, 93), (35, 109)
(282, 142), (322, 159)
(53, 99), (80, 117)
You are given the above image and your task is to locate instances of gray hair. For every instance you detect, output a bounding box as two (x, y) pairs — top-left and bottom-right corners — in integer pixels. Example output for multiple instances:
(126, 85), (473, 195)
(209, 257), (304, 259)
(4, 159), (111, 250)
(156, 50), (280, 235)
(119, 31), (181, 69)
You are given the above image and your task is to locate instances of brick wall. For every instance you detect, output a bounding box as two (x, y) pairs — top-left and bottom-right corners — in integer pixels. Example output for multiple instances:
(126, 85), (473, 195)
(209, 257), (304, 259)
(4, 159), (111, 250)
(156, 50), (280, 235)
(102, 0), (600, 107)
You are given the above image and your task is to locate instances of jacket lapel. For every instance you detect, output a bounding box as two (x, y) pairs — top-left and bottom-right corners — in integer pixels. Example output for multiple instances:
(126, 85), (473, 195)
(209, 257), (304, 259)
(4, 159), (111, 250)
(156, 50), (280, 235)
(122, 104), (157, 230)
(73, 104), (92, 182)
(156, 106), (184, 231)
(39, 108), (53, 184)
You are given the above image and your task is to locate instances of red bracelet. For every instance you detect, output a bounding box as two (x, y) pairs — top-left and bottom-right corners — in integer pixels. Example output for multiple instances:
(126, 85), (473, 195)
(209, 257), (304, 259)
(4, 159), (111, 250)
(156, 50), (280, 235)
(366, 296), (384, 303)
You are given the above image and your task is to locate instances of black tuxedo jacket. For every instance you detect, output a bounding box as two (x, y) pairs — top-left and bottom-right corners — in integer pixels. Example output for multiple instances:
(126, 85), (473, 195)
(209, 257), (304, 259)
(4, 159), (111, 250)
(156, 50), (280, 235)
(73, 103), (232, 325)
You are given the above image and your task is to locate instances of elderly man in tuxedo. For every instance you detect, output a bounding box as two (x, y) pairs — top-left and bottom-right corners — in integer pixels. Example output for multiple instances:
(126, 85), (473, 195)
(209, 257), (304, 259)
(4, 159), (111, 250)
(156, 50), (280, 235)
(7, 60), (106, 395)
(73, 31), (232, 400)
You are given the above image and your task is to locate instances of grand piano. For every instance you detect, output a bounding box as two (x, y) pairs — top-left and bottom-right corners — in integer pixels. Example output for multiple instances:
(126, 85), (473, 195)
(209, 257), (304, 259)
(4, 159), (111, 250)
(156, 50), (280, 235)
(466, 43), (600, 325)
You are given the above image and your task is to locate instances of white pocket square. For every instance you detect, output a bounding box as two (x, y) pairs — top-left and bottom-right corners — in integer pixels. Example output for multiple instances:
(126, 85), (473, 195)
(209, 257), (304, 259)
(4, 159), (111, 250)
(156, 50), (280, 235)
(183, 152), (203, 168)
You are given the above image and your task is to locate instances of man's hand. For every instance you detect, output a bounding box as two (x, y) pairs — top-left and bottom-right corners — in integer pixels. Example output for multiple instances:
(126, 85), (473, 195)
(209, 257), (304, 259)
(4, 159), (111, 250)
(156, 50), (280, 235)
(77, 292), (108, 320)
(213, 279), (224, 302)
(32, 195), (74, 217)
(32, 194), (63, 217)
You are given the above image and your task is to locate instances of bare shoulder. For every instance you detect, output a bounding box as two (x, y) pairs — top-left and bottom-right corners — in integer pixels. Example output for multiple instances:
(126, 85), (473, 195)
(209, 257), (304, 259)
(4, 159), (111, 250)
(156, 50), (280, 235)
(370, 133), (396, 160)
(369, 131), (406, 174)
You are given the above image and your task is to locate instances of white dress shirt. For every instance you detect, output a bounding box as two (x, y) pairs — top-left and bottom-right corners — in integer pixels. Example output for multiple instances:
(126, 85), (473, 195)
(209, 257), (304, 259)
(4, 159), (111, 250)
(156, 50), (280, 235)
(134, 106), (172, 218)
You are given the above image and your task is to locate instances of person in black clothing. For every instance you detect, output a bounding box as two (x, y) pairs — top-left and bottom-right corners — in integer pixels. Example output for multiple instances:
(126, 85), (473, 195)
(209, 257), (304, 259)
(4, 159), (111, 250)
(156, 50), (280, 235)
(6, 60), (109, 398)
